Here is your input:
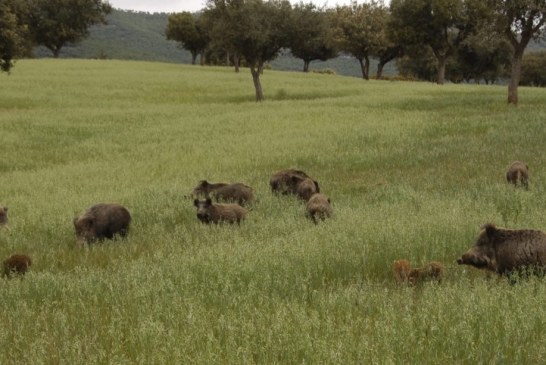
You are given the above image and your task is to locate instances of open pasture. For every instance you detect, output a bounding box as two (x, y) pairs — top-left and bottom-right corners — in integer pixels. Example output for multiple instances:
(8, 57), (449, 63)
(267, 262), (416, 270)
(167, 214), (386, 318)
(1, 59), (546, 363)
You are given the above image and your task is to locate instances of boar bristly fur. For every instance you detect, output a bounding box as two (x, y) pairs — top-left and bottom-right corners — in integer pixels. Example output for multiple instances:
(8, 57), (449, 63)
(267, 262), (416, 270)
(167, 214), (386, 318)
(506, 161), (529, 189)
(408, 262), (444, 284)
(0, 206), (8, 227)
(74, 203), (131, 245)
(457, 223), (546, 276)
(295, 177), (320, 201)
(306, 193), (332, 223)
(3, 254), (32, 278)
(393, 259), (444, 285)
(270, 169), (311, 195)
(193, 198), (247, 225)
(191, 180), (254, 205)
(393, 259), (411, 284)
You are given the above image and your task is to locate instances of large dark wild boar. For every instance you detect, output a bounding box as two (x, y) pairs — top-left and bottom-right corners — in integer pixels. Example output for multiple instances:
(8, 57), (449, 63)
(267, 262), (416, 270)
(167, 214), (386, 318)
(191, 180), (253, 205)
(457, 223), (546, 276)
(0, 206), (7, 227)
(270, 169), (312, 195)
(3, 254), (32, 278)
(506, 161), (529, 189)
(193, 198), (247, 225)
(74, 203), (131, 245)
(306, 193), (332, 223)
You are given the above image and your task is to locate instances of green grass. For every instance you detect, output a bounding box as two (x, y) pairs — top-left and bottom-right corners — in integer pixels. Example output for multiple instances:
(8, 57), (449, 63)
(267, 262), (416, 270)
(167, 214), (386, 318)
(1, 59), (546, 363)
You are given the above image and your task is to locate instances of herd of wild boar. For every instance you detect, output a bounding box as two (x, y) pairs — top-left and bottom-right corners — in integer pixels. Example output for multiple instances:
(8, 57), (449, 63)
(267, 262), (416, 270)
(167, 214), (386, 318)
(1, 161), (544, 285)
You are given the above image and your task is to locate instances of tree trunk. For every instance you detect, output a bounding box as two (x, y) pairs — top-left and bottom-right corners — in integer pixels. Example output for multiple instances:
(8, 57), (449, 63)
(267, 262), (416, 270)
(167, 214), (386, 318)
(250, 63), (264, 102)
(357, 58), (368, 80)
(436, 55), (446, 85)
(303, 60), (310, 73)
(199, 50), (205, 66)
(234, 54), (240, 73)
(376, 62), (384, 80)
(508, 48), (524, 105)
(191, 51), (197, 65)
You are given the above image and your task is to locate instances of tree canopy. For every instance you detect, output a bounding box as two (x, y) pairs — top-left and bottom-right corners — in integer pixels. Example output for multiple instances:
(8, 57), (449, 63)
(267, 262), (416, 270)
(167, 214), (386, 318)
(165, 12), (210, 65)
(389, 0), (469, 84)
(25, 0), (112, 58)
(486, 0), (546, 104)
(206, 0), (292, 101)
(287, 2), (338, 72)
(0, 0), (29, 72)
(333, 1), (389, 80)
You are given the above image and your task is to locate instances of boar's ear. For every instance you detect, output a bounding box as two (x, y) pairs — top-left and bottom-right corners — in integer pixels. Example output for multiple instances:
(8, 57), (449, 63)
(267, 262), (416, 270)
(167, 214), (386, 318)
(205, 197), (212, 206)
(314, 180), (320, 193)
(73, 216), (78, 226)
(3, 207), (7, 212)
(193, 199), (199, 207)
(483, 223), (497, 238)
(199, 180), (208, 187)
(327, 198), (331, 203)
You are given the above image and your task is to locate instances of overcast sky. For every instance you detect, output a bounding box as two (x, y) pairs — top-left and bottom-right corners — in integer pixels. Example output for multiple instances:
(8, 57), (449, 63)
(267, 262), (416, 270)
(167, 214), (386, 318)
(108, 0), (360, 13)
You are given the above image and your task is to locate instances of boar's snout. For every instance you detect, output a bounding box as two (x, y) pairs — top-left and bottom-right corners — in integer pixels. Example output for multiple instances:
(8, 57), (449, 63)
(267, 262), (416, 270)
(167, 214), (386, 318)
(457, 252), (490, 269)
(196, 212), (210, 223)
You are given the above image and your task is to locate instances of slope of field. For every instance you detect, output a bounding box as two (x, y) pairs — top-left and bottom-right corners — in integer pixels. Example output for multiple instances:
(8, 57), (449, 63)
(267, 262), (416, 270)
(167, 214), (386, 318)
(1, 59), (546, 363)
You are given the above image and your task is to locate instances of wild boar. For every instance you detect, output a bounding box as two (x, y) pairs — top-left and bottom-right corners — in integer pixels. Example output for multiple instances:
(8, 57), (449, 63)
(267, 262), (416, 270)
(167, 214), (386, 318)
(0, 206), (7, 227)
(408, 261), (444, 284)
(270, 169), (313, 195)
(193, 198), (247, 225)
(74, 203), (131, 245)
(306, 193), (332, 223)
(393, 259), (443, 285)
(506, 161), (529, 189)
(3, 254), (32, 278)
(296, 178), (320, 201)
(191, 180), (254, 205)
(392, 259), (411, 284)
(457, 223), (546, 276)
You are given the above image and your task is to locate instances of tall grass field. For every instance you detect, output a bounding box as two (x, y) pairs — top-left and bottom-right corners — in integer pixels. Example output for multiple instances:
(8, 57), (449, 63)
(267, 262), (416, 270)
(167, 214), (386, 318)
(1, 59), (546, 363)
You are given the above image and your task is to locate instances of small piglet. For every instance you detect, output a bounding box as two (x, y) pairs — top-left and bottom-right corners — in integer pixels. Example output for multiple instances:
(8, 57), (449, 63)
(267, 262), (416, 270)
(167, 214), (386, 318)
(3, 254), (32, 278)
(193, 198), (247, 225)
(306, 193), (332, 223)
(191, 180), (254, 205)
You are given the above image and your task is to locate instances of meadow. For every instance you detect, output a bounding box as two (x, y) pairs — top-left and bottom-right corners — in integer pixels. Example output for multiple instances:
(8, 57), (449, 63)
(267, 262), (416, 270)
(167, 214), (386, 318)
(1, 59), (546, 363)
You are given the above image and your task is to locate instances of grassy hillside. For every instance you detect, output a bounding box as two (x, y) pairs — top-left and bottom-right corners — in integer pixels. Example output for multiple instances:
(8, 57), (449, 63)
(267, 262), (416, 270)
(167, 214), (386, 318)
(1, 59), (546, 363)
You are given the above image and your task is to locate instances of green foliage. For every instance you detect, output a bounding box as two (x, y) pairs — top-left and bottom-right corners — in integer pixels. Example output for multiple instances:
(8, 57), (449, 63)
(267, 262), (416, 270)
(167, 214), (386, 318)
(521, 51), (546, 87)
(165, 12), (209, 65)
(333, 1), (390, 79)
(389, 0), (468, 84)
(287, 2), (338, 72)
(0, 0), (28, 72)
(24, 0), (112, 58)
(486, 0), (546, 103)
(1, 59), (546, 362)
(206, 0), (292, 101)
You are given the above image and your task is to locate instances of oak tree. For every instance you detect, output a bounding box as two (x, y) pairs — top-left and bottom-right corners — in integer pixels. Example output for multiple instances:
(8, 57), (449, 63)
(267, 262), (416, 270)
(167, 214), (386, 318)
(26, 0), (112, 58)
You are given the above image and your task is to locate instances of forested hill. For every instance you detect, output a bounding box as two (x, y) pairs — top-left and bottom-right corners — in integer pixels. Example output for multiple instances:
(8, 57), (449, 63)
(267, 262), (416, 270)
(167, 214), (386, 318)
(34, 10), (190, 64)
(32, 9), (386, 78)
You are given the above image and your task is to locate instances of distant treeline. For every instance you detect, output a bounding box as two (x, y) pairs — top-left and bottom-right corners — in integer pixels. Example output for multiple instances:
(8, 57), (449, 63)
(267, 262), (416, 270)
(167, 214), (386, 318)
(30, 9), (396, 79)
